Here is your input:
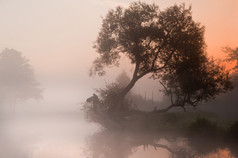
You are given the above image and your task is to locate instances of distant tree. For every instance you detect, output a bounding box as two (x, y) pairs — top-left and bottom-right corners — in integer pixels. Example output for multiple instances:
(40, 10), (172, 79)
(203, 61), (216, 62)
(90, 2), (232, 111)
(224, 46), (238, 85)
(0, 49), (42, 108)
(224, 47), (238, 71)
(115, 70), (131, 88)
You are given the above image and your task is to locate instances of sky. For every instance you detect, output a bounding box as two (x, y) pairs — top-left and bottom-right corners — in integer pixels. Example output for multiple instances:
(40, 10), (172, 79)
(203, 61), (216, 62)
(0, 0), (238, 103)
(0, 1), (237, 157)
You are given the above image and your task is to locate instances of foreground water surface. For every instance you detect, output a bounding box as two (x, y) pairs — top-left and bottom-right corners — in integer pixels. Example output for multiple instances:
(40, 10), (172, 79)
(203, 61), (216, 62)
(0, 105), (236, 158)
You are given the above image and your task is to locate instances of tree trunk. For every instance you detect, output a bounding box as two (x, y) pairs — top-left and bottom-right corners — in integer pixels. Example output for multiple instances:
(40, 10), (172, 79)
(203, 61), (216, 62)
(114, 77), (138, 110)
(119, 77), (138, 99)
(116, 60), (140, 109)
(153, 104), (178, 113)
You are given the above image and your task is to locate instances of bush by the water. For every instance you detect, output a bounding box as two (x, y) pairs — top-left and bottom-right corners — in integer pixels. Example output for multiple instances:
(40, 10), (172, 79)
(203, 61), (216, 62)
(227, 121), (238, 140)
(189, 116), (219, 136)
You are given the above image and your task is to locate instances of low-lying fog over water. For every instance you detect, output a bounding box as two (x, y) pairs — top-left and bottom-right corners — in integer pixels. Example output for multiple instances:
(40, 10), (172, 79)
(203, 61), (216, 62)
(0, 88), (236, 158)
(0, 63), (237, 157)
(0, 84), (98, 158)
(1, 108), (234, 158)
(1, 0), (238, 158)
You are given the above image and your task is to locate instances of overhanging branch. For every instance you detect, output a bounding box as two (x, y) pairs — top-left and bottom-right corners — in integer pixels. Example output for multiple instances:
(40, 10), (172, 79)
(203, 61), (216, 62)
(159, 81), (174, 105)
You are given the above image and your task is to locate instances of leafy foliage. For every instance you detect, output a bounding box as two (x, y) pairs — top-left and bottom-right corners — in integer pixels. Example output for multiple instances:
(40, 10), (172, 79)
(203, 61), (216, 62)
(91, 3), (205, 79)
(224, 47), (238, 85)
(228, 121), (238, 140)
(189, 116), (218, 136)
(224, 47), (238, 72)
(84, 82), (135, 126)
(89, 2), (232, 111)
(0, 49), (42, 103)
(160, 58), (232, 110)
(95, 83), (134, 112)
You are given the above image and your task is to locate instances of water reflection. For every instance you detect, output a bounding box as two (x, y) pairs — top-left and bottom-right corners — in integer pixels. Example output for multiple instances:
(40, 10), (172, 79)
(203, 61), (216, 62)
(0, 111), (98, 158)
(86, 128), (237, 158)
(1, 109), (237, 158)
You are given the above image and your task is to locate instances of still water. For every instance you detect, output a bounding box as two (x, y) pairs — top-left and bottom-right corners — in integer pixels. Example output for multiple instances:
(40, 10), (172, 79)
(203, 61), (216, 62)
(0, 105), (235, 158)
(0, 110), (98, 158)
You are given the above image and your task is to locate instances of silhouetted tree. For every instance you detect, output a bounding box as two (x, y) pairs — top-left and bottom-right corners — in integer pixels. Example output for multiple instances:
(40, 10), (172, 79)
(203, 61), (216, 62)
(224, 47), (238, 72)
(0, 48), (42, 109)
(158, 58), (232, 112)
(87, 129), (197, 158)
(90, 2), (232, 111)
(224, 47), (238, 85)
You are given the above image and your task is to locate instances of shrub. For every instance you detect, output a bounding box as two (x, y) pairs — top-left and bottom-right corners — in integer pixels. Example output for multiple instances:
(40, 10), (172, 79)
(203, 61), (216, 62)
(189, 116), (218, 137)
(227, 121), (238, 140)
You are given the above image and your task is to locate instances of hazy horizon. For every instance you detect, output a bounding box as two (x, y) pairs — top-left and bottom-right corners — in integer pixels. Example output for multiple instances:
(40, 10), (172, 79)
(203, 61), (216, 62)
(0, 1), (238, 157)
(1, 0), (237, 93)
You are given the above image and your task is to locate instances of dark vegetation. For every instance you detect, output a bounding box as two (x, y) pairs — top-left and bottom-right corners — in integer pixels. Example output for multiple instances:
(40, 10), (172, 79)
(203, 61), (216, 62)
(84, 2), (238, 157)
(85, 2), (232, 127)
(86, 114), (238, 158)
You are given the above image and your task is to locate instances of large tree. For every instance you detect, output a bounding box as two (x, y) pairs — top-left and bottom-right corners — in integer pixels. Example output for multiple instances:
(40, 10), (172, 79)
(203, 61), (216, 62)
(90, 2), (232, 111)
(0, 48), (42, 108)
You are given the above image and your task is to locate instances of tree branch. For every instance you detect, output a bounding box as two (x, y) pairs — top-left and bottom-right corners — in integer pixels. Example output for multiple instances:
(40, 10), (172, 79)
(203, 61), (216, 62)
(159, 81), (174, 105)
(119, 60), (140, 100)
(154, 104), (179, 113)
(151, 47), (162, 69)
(137, 63), (167, 79)
(150, 143), (174, 153)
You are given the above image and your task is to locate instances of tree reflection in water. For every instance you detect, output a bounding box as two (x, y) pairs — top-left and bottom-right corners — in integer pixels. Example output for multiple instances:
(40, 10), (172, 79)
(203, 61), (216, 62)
(85, 129), (237, 158)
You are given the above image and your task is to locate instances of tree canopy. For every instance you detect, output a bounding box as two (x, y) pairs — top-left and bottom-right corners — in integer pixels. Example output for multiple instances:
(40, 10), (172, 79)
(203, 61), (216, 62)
(224, 47), (238, 72)
(0, 48), (42, 104)
(90, 2), (232, 111)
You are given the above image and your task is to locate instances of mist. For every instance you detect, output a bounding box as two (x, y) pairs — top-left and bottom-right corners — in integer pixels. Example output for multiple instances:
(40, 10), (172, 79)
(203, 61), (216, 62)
(0, 0), (238, 158)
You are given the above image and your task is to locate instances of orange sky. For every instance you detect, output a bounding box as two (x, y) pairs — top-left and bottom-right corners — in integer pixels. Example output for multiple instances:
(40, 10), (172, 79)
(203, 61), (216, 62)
(0, 0), (237, 94)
